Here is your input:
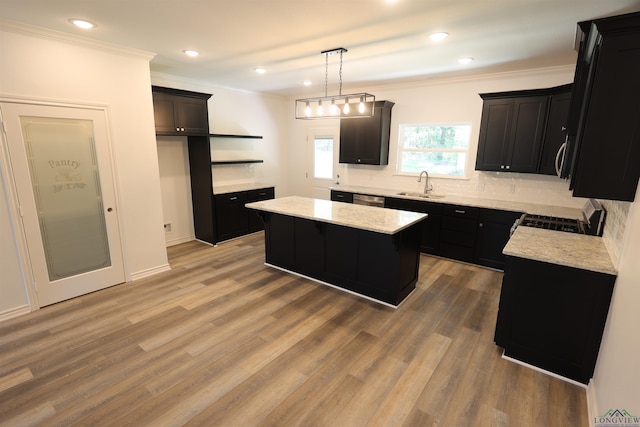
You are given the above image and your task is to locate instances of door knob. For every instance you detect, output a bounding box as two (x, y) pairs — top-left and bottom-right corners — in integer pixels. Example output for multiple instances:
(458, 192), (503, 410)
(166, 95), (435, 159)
(107, 207), (113, 212)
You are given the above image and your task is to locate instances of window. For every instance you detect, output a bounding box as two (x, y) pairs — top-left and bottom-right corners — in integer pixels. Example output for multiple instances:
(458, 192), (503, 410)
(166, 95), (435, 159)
(313, 137), (334, 179)
(397, 123), (471, 177)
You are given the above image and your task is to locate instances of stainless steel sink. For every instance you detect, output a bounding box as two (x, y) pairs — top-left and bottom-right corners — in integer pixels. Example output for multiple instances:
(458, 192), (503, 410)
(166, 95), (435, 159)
(396, 191), (445, 199)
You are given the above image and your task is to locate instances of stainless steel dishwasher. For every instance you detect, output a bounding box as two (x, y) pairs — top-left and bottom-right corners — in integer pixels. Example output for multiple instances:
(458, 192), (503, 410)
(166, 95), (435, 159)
(352, 194), (385, 207)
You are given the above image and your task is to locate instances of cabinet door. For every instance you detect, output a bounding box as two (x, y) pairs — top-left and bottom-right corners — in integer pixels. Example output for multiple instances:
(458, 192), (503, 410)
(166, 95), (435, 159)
(506, 96), (548, 172)
(571, 23), (640, 201)
(215, 192), (249, 241)
(294, 219), (325, 278)
(476, 98), (513, 171)
(538, 90), (572, 175)
(152, 93), (179, 135)
(325, 223), (359, 288)
(175, 98), (209, 135)
(265, 214), (295, 269)
(474, 209), (522, 270)
(338, 119), (364, 164)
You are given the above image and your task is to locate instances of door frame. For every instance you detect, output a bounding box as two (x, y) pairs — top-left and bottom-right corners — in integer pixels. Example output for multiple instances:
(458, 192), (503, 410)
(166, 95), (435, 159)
(0, 96), (128, 311)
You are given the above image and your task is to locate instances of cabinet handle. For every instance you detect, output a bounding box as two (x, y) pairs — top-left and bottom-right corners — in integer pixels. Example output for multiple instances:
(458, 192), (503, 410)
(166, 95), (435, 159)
(336, 195), (344, 198)
(505, 165), (510, 170)
(229, 197), (238, 201)
(479, 222), (483, 227)
(259, 192), (266, 196)
(455, 209), (466, 214)
(500, 165), (505, 169)
(358, 159), (361, 163)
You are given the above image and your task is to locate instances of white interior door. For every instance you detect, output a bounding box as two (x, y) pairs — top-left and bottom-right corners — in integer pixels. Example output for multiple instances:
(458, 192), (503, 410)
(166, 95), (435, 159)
(306, 127), (340, 200)
(0, 102), (125, 307)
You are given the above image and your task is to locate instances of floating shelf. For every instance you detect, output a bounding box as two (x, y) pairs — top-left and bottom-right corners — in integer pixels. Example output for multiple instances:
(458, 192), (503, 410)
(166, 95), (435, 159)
(209, 134), (263, 139)
(211, 159), (264, 165)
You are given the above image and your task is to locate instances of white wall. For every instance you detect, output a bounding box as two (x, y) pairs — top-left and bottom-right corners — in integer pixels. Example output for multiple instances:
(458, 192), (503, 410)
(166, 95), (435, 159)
(0, 23), (169, 315)
(288, 65), (585, 209)
(590, 187), (640, 417)
(151, 74), (290, 245)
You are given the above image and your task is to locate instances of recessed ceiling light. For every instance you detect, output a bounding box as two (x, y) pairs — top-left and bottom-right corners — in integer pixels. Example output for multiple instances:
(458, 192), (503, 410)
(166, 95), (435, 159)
(303, 81), (312, 86)
(429, 32), (449, 42)
(255, 68), (266, 74)
(458, 57), (474, 64)
(68, 19), (96, 29)
(183, 49), (199, 57)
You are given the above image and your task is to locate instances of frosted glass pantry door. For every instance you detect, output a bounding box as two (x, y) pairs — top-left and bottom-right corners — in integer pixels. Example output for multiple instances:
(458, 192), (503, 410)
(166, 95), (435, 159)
(1, 102), (125, 306)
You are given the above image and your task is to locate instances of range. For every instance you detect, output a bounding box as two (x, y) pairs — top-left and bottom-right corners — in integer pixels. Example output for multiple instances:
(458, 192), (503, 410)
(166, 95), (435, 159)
(515, 199), (606, 235)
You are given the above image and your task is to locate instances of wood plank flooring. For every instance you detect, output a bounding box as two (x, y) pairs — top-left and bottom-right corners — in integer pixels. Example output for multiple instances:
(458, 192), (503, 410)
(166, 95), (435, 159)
(0, 232), (588, 426)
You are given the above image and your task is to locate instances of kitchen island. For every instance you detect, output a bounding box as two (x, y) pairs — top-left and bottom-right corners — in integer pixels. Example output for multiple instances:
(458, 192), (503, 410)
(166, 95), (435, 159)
(246, 196), (427, 306)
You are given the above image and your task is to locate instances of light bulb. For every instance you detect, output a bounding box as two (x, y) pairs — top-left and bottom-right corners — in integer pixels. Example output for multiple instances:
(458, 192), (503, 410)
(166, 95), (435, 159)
(343, 98), (350, 114)
(305, 102), (311, 117)
(358, 97), (365, 114)
(329, 99), (338, 115)
(317, 100), (323, 116)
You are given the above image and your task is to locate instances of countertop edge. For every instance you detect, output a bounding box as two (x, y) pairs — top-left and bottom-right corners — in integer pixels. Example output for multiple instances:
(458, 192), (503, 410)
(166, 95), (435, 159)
(246, 196), (427, 235)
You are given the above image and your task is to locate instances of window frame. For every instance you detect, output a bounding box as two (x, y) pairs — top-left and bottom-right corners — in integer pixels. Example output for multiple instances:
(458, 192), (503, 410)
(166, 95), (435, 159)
(395, 122), (472, 179)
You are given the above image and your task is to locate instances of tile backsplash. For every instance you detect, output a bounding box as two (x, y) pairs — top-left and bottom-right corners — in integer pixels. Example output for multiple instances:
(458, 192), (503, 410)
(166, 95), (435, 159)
(600, 199), (630, 268)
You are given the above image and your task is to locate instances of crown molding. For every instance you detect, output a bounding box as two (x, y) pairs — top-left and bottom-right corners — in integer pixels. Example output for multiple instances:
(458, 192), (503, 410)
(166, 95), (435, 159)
(0, 19), (156, 61)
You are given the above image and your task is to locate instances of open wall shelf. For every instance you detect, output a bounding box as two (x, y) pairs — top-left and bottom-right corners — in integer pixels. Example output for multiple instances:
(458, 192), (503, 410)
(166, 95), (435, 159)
(210, 134), (263, 139)
(211, 159), (264, 165)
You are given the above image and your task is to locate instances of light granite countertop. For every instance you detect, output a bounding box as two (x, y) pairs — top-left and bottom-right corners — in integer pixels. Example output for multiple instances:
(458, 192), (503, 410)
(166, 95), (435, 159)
(246, 196), (427, 234)
(213, 182), (275, 195)
(331, 185), (583, 220)
(504, 227), (617, 275)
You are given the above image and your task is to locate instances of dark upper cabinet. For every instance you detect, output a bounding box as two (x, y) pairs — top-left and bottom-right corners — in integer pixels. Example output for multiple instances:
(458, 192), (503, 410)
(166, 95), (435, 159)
(476, 93), (548, 173)
(538, 86), (572, 176)
(151, 86), (211, 136)
(339, 101), (394, 165)
(563, 12), (640, 201)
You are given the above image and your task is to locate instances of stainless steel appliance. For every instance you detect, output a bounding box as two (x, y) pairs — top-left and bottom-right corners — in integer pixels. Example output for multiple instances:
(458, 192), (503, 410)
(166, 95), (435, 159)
(514, 199), (605, 236)
(353, 194), (385, 207)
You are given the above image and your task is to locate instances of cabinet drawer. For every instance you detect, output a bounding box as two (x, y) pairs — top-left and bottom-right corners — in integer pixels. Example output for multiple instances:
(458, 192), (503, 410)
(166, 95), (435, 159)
(247, 187), (274, 201)
(441, 228), (477, 247)
(215, 191), (248, 204)
(442, 204), (479, 219)
(331, 191), (354, 203)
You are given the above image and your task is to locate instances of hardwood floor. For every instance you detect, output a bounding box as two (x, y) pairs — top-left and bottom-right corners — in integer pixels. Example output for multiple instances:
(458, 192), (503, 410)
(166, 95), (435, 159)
(0, 232), (588, 426)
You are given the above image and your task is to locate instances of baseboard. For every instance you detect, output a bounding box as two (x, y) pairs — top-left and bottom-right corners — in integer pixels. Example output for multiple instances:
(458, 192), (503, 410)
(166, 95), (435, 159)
(130, 263), (171, 281)
(166, 235), (194, 247)
(0, 304), (31, 323)
(586, 380), (598, 427)
(501, 353), (588, 388)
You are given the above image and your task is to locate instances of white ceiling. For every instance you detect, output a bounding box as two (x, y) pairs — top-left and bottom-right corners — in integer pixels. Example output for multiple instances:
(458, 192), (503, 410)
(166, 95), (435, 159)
(2, 0), (640, 96)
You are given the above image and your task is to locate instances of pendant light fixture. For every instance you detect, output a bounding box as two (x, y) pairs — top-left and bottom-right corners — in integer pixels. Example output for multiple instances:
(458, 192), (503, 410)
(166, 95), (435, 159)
(295, 48), (375, 119)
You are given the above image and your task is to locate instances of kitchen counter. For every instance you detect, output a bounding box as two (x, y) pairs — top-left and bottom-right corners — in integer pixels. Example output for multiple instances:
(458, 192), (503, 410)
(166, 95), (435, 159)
(246, 196), (427, 235)
(504, 227), (617, 275)
(213, 182), (274, 195)
(331, 185), (583, 219)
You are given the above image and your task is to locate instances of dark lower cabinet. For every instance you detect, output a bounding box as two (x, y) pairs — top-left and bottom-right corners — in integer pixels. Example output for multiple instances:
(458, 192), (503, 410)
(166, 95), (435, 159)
(215, 187), (274, 242)
(494, 256), (616, 384)
(214, 192), (248, 241)
(260, 212), (422, 306)
(440, 205), (479, 263)
(474, 209), (523, 270)
(384, 197), (442, 255)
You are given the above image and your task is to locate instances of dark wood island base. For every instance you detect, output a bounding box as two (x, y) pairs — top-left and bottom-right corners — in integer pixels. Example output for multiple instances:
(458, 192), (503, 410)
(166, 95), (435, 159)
(246, 197), (427, 307)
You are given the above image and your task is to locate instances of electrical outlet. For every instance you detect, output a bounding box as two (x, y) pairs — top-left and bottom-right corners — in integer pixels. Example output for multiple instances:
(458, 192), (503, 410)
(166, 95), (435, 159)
(164, 223), (172, 232)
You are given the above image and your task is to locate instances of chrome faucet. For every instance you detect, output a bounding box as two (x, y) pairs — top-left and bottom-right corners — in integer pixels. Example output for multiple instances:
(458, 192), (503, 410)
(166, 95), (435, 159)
(418, 170), (433, 194)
